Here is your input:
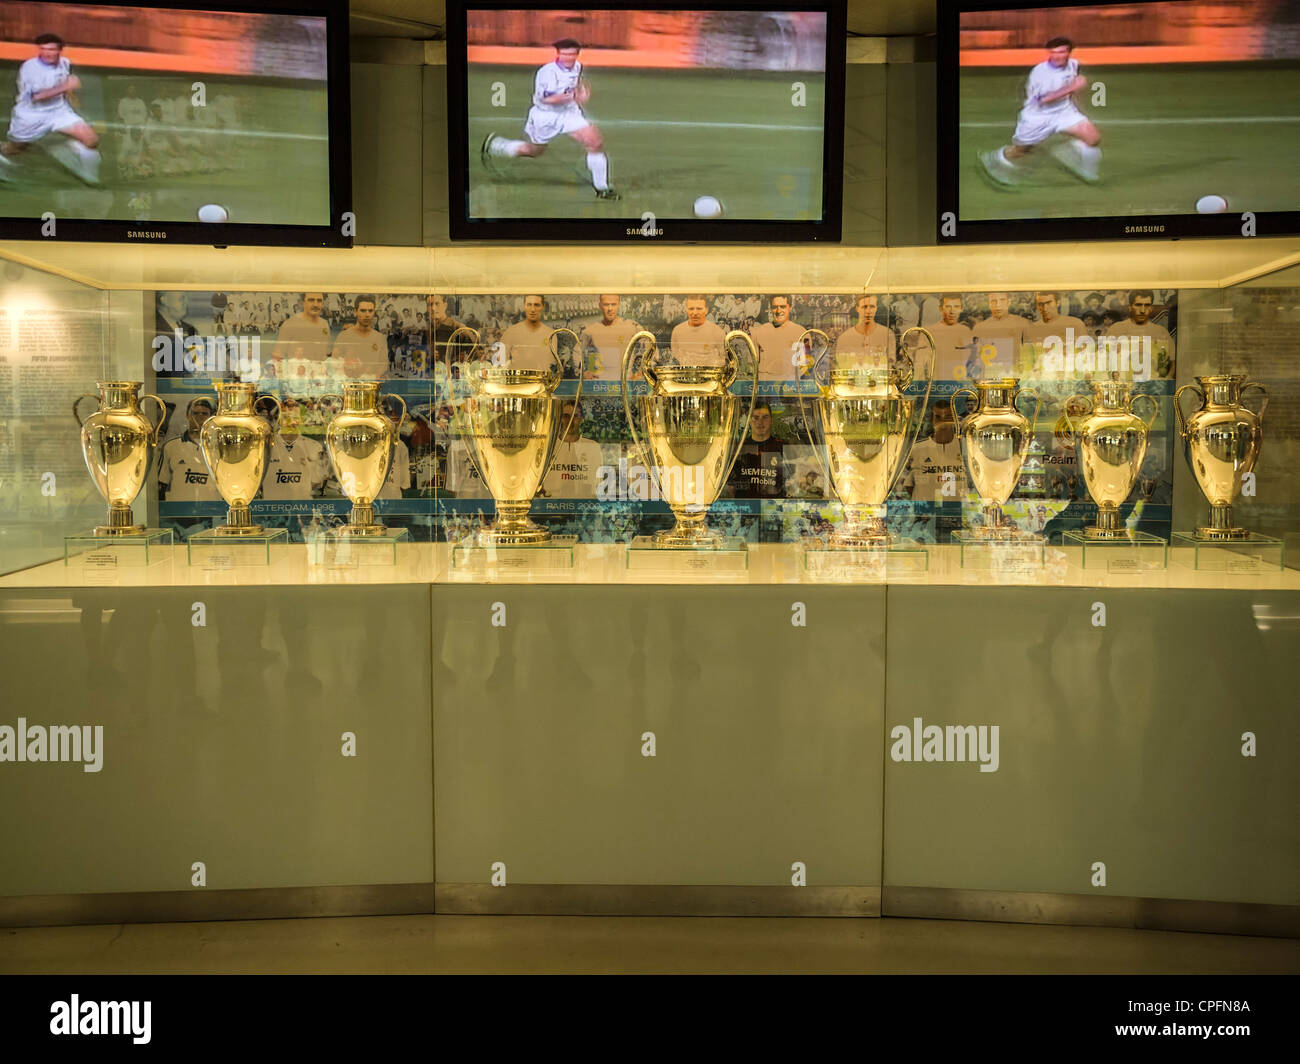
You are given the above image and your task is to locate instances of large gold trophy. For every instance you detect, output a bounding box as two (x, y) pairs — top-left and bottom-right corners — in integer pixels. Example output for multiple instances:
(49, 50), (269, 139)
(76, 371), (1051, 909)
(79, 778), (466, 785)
(620, 329), (759, 546)
(1065, 374), (1158, 538)
(951, 377), (1040, 537)
(446, 327), (581, 545)
(198, 381), (279, 534)
(1175, 374), (1266, 539)
(797, 327), (934, 546)
(74, 381), (165, 535)
(322, 381), (407, 535)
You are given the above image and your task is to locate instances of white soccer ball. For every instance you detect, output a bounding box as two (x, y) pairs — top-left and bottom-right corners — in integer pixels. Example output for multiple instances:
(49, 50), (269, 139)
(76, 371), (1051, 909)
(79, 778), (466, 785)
(693, 195), (723, 219)
(197, 203), (229, 223)
(1195, 194), (1228, 214)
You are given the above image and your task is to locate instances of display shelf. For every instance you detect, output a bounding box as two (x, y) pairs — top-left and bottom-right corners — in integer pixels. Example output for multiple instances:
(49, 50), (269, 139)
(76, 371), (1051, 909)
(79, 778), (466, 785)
(187, 528), (289, 568)
(64, 528), (173, 567)
(1171, 532), (1284, 573)
(1062, 530), (1168, 572)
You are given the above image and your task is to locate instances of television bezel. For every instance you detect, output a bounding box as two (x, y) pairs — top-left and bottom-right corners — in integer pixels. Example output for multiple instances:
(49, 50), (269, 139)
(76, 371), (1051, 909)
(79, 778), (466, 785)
(445, 0), (846, 243)
(936, 0), (1300, 244)
(0, 0), (352, 247)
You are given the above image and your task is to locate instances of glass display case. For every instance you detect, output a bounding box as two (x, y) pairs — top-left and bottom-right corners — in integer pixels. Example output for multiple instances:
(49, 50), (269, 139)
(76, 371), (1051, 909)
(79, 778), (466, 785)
(0, 239), (1296, 932)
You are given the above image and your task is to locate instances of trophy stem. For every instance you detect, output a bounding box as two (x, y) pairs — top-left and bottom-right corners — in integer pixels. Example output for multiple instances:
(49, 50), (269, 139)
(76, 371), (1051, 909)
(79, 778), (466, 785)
(214, 503), (266, 536)
(981, 502), (1005, 537)
(832, 504), (889, 547)
(342, 502), (389, 537)
(1085, 505), (1124, 539)
(657, 507), (718, 547)
(483, 501), (550, 545)
(1197, 503), (1248, 540)
(95, 502), (144, 537)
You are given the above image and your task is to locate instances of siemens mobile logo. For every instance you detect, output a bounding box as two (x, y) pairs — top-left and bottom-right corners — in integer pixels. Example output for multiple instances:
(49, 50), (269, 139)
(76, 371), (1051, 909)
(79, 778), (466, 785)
(1125, 224), (1165, 233)
(128, 230), (167, 239)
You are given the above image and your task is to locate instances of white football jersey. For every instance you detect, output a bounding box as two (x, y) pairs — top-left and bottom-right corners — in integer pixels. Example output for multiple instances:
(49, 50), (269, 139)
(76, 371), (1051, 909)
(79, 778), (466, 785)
(16, 56), (71, 111)
(1024, 58), (1079, 113)
(533, 60), (583, 109)
(157, 435), (220, 502)
(262, 435), (327, 500)
(379, 439), (411, 499)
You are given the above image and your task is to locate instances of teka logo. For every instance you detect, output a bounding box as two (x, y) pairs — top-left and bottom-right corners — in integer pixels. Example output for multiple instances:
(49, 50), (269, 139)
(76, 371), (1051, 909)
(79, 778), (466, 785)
(127, 230), (167, 239)
(183, 470), (209, 484)
(275, 470), (302, 483)
(890, 717), (1000, 773)
(50, 996), (151, 1044)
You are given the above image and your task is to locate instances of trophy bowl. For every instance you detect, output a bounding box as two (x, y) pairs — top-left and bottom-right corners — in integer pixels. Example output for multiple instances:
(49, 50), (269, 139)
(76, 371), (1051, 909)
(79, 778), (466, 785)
(448, 327), (581, 545)
(952, 377), (1039, 537)
(798, 327), (934, 547)
(74, 381), (165, 535)
(1176, 374), (1266, 539)
(199, 381), (279, 535)
(1067, 376), (1157, 539)
(621, 329), (758, 547)
(323, 381), (407, 535)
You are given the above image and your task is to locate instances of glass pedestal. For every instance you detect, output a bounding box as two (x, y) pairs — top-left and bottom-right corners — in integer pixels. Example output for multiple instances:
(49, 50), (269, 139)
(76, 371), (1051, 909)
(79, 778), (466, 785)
(1171, 532), (1284, 572)
(800, 539), (929, 581)
(952, 529), (1046, 572)
(64, 528), (173, 567)
(309, 527), (410, 568)
(1062, 529), (1168, 571)
(626, 536), (749, 573)
(187, 527), (288, 567)
(451, 534), (577, 572)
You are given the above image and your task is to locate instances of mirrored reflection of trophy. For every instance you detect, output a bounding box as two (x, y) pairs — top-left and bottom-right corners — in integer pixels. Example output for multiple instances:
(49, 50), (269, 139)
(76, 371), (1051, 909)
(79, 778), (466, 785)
(323, 380), (407, 536)
(1066, 375), (1158, 538)
(447, 327), (580, 545)
(952, 377), (1040, 537)
(1176, 374), (1266, 539)
(620, 329), (758, 547)
(74, 381), (165, 535)
(797, 326), (934, 547)
(198, 382), (279, 534)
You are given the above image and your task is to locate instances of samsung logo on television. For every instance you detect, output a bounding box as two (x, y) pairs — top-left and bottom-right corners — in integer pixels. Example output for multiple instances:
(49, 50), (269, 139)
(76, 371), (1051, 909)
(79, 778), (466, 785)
(128, 230), (167, 240)
(1124, 225), (1165, 234)
(626, 227), (663, 236)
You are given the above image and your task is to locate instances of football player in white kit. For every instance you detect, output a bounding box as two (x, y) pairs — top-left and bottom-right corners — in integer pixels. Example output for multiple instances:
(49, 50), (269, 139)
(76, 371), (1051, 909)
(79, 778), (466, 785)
(481, 38), (620, 200)
(979, 37), (1101, 187)
(0, 34), (102, 185)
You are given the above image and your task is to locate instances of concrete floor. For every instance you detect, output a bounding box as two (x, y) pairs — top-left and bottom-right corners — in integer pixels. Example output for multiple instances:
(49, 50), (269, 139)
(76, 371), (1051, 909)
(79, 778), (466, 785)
(2, 915), (1298, 974)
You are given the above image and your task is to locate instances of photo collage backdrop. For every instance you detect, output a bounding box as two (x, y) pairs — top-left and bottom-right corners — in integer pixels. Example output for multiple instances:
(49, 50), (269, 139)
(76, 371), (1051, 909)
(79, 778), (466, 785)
(148, 288), (1179, 544)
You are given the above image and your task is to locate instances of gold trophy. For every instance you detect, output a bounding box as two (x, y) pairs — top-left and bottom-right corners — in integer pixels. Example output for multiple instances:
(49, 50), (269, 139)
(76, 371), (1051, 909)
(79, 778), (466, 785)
(446, 327), (581, 545)
(322, 381), (407, 535)
(620, 329), (759, 546)
(73, 381), (165, 535)
(1176, 374), (1266, 539)
(952, 377), (1040, 537)
(1065, 374), (1158, 538)
(198, 381), (280, 534)
(797, 327), (934, 546)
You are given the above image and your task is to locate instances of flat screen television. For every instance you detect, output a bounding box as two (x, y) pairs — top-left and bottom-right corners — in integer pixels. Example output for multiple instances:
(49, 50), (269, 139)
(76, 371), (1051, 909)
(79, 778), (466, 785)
(937, 0), (1300, 242)
(446, 1), (846, 242)
(0, 0), (351, 246)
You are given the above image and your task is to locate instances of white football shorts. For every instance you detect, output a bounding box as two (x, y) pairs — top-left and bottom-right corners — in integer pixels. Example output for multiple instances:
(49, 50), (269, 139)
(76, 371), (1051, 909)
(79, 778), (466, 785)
(524, 104), (590, 145)
(1012, 105), (1087, 147)
(7, 102), (84, 142)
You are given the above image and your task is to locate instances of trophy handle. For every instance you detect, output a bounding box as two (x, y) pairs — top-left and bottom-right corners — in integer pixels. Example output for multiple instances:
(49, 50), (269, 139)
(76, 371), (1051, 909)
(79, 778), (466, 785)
(72, 392), (99, 428)
(1063, 393), (1092, 445)
(318, 393), (344, 418)
(139, 392), (167, 442)
(892, 327), (937, 497)
(795, 329), (837, 503)
(950, 386), (978, 433)
(1173, 383), (1204, 441)
(620, 330), (660, 494)
(383, 393), (407, 435)
(721, 330), (761, 489)
(256, 393), (283, 426)
(1240, 380), (1269, 425)
(1128, 392), (1159, 430)
(543, 329), (584, 481)
(442, 325), (483, 401)
(1016, 387), (1043, 437)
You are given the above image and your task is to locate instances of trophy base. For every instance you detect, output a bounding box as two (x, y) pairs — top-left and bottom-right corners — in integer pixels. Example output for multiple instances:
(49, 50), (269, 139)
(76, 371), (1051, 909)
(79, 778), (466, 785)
(205, 524), (269, 536)
(1063, 529), (1168, 571)
(801, 537), (928, 581)
(187, 527), (288, 568)
(310, 526), (409, 568)
(452, 534), (577, 573)
(1193, 526), (1250, 541)
(952, 528), (1045, 572)
(65, 527), (173, 568)
(1171, 531), (1283, 573)
(626, 535), (749, 573)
